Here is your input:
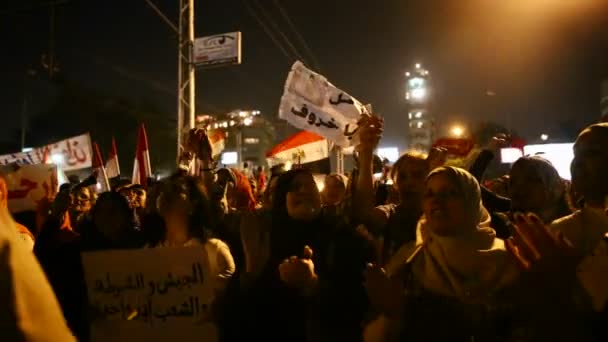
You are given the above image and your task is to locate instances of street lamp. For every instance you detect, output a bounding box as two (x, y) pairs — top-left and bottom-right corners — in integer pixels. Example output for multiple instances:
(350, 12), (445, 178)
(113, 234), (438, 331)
(540, 134), (549, 141)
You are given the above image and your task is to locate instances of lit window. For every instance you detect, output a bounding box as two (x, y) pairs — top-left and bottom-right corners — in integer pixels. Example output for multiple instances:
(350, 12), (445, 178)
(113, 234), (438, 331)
(244, 138), (259, 144)
(415, 111), (422, 118)
(417, 122), (423, 129)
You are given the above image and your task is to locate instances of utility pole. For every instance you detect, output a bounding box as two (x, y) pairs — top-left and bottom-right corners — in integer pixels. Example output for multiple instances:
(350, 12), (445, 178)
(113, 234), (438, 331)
(176, 0), (196, 156)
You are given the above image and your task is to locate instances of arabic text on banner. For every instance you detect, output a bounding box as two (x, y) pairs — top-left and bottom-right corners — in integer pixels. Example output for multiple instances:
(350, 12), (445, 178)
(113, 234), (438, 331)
(0, 164), (57, 213)
(81, 247), (218, 342)
(278, 61), (370, 148)
(0, 133), (93, 171)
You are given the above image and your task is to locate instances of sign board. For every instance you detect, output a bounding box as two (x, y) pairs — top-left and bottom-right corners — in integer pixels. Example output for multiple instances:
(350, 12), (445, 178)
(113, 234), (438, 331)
(194, 32), (242, 68)
(0, 133), (93, 171)
(0, 164), (57, 213)
(523, 143), (574, 180)
(278, 61), (371, 148)
(81, 247), (218, 342)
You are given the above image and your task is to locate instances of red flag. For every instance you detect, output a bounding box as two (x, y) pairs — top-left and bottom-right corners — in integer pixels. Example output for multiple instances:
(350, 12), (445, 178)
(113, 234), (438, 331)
(105, 137), (121, 178)
(93, 143), (110, 192)
(132, 124), (152, 187)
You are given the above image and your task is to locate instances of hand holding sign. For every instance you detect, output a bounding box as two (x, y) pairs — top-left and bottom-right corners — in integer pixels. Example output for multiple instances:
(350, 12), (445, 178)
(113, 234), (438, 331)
(279, 61), (371, 148)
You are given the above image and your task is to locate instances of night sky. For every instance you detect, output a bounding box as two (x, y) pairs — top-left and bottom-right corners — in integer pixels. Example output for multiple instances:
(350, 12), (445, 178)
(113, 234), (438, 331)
(2, 0), (607, 152)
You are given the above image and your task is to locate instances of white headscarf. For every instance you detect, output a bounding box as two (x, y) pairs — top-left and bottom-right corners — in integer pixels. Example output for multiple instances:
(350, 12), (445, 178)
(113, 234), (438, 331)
(404, 167), (518, 300)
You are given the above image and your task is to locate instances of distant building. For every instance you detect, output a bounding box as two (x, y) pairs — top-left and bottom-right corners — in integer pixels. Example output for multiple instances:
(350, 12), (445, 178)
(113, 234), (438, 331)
(405, 63), (434, 152)
(196, 109), (275, 168)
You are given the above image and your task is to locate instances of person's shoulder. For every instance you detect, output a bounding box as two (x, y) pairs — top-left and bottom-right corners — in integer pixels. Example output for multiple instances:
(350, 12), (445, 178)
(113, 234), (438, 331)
(205, 238), (230, 250)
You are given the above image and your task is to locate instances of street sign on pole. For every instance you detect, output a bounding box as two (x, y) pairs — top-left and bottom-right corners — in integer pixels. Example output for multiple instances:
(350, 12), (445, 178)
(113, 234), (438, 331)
(194, 32), (242, 68)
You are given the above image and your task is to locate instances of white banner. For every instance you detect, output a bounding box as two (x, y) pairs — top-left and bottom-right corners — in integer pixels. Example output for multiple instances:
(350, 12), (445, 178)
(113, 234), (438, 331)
(278, 61), (370, 148)
(194, 32), (242, 68)
(82, 247), (218, 342)
(0, 133), (93, 171)
(0, 164), (57, 213)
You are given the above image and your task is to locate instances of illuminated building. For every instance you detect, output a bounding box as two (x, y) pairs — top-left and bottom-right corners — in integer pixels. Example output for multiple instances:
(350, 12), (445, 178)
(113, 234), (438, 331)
(405, 63), (433, 152)
(196, 109), (275, 168)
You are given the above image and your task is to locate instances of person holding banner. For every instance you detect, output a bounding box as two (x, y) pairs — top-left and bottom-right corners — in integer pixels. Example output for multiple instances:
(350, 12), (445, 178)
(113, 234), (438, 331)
(147, 173), (235, 320)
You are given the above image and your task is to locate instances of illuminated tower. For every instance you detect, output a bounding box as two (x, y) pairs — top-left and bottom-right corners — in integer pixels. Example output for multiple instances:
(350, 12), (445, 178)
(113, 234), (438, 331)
(405, 63), (433, 152)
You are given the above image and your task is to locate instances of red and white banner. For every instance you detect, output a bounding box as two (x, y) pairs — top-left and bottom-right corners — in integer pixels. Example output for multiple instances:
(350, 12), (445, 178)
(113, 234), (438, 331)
(0, 164), (57, 213)
(266, 131), (330, 173)
(105, 137), (121, 178)
(132, 124), (152, 187)
(0, 133), (93, 171)
(92, 143), (110, 193)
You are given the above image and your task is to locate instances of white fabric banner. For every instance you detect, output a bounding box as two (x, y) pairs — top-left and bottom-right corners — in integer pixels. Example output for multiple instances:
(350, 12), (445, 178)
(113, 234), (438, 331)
(82, 247), (218, 342)
(0, 133), (93, 171)
(0, 164), (57, 213)
(278, 61), (371, 148)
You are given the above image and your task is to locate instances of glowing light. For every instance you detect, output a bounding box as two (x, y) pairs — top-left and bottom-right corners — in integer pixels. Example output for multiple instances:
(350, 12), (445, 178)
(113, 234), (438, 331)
(229, 120), (236, 126)
(416, 122), (423, 129)
(500, 148), (523, 164)
(243, 117), (253, 126)
(22, 147), (33, 152)
(415, 63), (421, 69)
(239, 111), (247, 117)
(284, 161), (293, 171)
(415, 111), (422, 118)
(50, 153), (64, 165)
(540, 134), (549, 141)
(405, 72), (410, 77)
(411, 88), (426, 100)
(450, 125), (464, 138)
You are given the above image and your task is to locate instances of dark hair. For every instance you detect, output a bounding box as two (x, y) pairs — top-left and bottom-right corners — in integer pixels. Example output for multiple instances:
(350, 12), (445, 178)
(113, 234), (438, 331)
(146, 174), (212, 245)
(271, 168), (312, 220)
(90, 191), (132, 224)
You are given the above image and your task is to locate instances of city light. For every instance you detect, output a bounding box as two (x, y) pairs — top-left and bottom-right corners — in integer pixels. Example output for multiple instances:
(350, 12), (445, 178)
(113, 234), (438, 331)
(450, 125), (464, 138)
(540, 134), (549, 141)
(411, 88), (426, 100)
(243, 117), (253, 126)
(405, 72), (410, 77)
(229, 120), (236, 126)
(239, 111), (247, 117)
(415, 111), (422, 118)
(50, 153), (64, 165)
(415, 63), (421, 69)
(22, 147), (33, 153)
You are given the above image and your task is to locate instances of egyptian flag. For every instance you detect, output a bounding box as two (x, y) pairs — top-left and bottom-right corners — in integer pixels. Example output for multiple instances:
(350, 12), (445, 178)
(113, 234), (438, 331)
(266, 131), (330, 174)
(209, 129), (226, 157)
(92, 143), (110, 192)
(105, 137), (121, 179)
(132, 124), (152, 187)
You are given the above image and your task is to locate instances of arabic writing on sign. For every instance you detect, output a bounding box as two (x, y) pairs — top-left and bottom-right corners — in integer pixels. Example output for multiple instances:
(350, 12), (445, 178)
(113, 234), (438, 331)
(90, 263), (208, 325)
(0, 133), (92, 171)
(279, 61), (371, 147)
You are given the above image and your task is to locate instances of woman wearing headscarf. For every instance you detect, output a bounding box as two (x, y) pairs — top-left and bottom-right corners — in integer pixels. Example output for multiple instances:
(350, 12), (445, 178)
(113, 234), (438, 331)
(508, 156), (572, 224)
(365, 167), (520, 341)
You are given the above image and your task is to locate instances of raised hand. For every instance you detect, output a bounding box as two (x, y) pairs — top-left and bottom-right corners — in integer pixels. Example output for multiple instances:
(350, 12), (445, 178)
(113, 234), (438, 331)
(357, 115), (384, 153)
(485, 134), (509, 152)
(505, 213), (578, 303)
(278, 246), (318, 292)
(186, 128), (213, 162)
(427, 147), (448, 170)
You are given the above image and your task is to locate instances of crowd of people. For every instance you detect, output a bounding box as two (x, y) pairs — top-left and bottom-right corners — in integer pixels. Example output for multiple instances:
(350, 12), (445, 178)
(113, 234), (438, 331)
(1, 118), (608, 342)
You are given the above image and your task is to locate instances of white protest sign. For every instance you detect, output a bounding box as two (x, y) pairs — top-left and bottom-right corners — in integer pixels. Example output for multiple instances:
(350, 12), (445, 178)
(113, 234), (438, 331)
(0, 133), (93, 171)
(0, 164), (57, 213)
(278, 61), (371, 148)
(81, 247), (218, 342)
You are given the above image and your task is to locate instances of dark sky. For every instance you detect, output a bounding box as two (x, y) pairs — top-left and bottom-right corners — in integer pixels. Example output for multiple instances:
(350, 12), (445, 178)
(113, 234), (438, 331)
(2, 0), (608, 150)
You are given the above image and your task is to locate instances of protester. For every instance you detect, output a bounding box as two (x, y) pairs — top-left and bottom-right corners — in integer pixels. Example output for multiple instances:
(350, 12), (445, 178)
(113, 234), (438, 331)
(364, 166), (520, 341)
(321, 173), (347, 206)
